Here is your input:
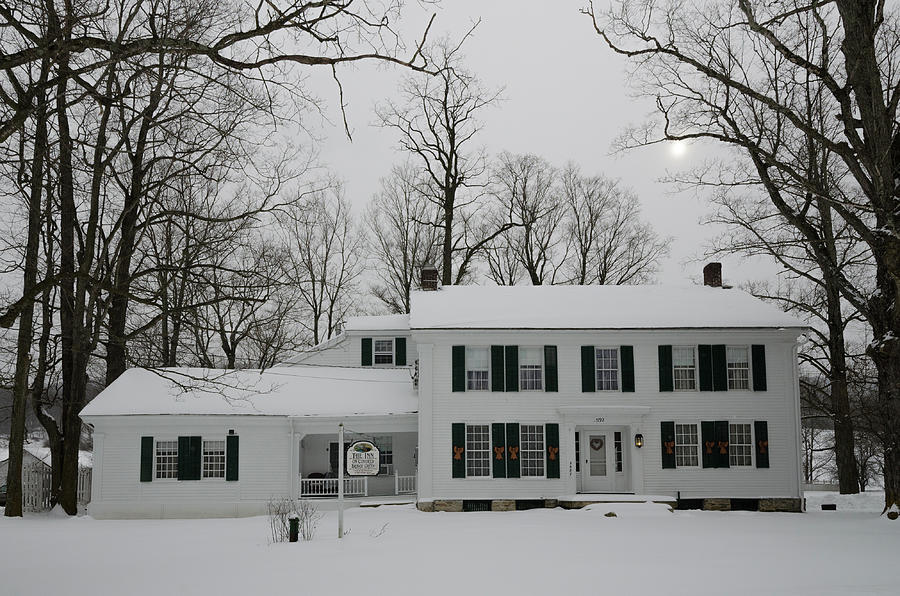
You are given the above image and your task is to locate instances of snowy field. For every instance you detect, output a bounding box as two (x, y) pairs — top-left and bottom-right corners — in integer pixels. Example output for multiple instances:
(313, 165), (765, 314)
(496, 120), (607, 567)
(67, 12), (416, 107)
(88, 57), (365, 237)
(1, 493), (898, 596)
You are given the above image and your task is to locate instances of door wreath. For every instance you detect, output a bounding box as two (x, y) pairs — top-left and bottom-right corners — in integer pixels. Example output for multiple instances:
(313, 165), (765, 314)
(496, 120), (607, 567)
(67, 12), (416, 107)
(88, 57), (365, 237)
(590, 437), (605, 451)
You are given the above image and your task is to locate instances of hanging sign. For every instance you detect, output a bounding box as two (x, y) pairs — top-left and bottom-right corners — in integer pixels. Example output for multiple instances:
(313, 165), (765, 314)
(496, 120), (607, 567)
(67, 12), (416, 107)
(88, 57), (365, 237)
(346, 441), (380, 476)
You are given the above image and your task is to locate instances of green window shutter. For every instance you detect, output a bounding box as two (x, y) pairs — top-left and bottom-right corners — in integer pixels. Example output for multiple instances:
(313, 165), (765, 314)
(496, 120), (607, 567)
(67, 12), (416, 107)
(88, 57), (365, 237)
(190, 436), (202, 480)
(712, 345), (727, 391)
(504, 346), (519, 392)
(581, 346), (596, 392)
(715, 420), (730, 468)
(395, 337), (407, 366)
(491, 423), (507, 478)
(701, 421), (716, 468)
(546, 423), (560, 479)
(140, 436), (153, 482)
(452, 345), (466, 392)
(620, 346), (635, 392)
(754, 421), (770, 468)
(658, 346), (673, 392)
(505, 423), (521, 478)
(752, 345), (767, 391)
(544, 346), (558, 392)
(491, 346), (505, 392)
(226, 435), (239, 481)
(698, 345), (713, 391)
(177, 436), (201, 481)
(361, 338), (373, 366)
(177, 436), (189, 480)
(660, 421), (676, 469)
(452, 423), (466, 478)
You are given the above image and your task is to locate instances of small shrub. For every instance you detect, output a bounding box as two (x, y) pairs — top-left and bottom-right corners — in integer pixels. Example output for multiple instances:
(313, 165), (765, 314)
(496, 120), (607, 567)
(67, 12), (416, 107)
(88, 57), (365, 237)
(296, 499), (323, 541)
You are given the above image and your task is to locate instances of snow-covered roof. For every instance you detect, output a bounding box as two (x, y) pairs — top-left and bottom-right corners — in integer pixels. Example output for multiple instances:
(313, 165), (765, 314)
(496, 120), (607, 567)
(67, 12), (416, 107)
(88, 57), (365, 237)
(409, 285), (805, 329)
(344, 314), (410, 331)
(79, 366), (417, 418)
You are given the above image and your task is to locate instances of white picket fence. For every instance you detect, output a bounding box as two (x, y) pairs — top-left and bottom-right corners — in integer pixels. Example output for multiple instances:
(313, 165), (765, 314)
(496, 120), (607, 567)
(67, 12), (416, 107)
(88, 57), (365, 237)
(21, 465), (91, 511)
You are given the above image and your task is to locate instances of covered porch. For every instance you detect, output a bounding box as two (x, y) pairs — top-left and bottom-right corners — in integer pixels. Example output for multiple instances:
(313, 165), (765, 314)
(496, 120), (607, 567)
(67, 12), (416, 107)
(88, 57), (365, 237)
(290, 415), (418, 499)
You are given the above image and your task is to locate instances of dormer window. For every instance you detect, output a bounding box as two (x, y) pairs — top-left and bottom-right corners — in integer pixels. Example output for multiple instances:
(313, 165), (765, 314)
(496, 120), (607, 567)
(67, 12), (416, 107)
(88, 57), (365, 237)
(373, 339), (394, 365)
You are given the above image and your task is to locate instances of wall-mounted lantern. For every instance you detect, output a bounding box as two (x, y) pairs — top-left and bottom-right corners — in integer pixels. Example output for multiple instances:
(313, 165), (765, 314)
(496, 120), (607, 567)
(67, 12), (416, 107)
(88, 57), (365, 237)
(634, 434), (644, 448)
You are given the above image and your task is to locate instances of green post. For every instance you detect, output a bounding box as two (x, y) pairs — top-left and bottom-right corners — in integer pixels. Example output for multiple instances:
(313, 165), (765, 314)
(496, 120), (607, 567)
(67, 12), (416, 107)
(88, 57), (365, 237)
(289, 517), (299, 542)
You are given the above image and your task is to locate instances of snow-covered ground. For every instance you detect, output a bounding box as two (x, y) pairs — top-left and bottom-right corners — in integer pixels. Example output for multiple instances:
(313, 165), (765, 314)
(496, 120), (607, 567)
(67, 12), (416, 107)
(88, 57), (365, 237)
(0, 493), (897, 596)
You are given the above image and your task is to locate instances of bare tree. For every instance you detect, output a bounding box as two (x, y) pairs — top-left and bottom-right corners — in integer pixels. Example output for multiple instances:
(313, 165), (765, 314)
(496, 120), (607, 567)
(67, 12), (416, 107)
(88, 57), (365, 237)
(560, 164), (670, 285)
(366, 163), (441, 313)
(485, 153), (566, 285)
(280, 188), (362, 345)
(377, 41), (507, 286)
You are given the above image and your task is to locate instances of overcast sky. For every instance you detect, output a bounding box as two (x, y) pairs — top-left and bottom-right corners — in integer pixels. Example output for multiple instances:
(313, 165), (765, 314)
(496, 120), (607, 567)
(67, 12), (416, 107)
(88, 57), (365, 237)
(300, 0), (776, 287)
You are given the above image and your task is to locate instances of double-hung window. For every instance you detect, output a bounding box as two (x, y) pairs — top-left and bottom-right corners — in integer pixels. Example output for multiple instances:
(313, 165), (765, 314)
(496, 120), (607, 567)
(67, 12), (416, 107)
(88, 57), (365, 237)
(672, 347), (697, 390)
(519, 347), (543, 391)
(729, 423), (753, 466)
(674, 423), (699, 467)
(727, 346), (750, 390)
(465, 424), (491, 477)
(520, 424), (545, 477)
(595, 347), (620, 390)
(155, 440), (178, 479)
(202, 440), (226, 478)
(373, 339), (394, 365)
(466, 347), (489, 391)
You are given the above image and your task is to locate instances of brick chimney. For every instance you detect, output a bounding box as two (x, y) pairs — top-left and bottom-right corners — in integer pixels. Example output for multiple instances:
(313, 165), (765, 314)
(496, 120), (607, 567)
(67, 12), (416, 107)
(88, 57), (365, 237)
(703, 262), (723, 288)
(421, 264), (439, 291)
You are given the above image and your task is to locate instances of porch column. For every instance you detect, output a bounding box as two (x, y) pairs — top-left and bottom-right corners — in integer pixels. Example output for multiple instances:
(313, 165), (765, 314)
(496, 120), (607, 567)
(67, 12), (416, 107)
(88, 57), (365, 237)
(416, 343), (434, 500)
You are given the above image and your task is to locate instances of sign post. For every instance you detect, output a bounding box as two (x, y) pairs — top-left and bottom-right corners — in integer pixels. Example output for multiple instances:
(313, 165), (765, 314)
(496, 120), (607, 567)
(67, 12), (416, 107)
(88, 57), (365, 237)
(338, 423), (344, 539)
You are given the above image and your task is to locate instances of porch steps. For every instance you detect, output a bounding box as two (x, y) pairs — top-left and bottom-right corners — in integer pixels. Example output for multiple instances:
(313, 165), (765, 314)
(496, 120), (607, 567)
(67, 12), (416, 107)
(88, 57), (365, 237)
(557, 494), (677, 509)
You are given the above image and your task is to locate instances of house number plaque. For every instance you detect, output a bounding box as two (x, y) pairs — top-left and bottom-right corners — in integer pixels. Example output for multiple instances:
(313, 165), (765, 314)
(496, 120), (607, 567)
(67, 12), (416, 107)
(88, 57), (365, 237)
(594, 417), (605, 423)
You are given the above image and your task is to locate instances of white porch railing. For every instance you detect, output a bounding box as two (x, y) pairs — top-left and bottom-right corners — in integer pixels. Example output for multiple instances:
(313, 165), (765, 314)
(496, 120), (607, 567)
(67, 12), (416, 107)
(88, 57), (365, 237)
(300, 477), (368, 497)
(395, 474), (416, 495)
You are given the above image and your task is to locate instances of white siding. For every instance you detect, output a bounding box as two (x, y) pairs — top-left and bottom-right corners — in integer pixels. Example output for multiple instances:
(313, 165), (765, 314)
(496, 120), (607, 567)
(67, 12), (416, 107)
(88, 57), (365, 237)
(87, 416), (291, 519)
(293, 332), (417, 370)
(415, 328), (802, 502)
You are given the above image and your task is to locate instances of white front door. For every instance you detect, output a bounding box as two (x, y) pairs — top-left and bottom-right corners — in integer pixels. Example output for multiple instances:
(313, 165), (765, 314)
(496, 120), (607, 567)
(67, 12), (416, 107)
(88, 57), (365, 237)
(580, 428), (628, 493)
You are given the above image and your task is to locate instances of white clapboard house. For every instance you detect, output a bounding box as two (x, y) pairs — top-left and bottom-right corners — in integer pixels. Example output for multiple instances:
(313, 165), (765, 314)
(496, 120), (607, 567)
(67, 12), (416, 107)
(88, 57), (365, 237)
(80, 264), (807, 518)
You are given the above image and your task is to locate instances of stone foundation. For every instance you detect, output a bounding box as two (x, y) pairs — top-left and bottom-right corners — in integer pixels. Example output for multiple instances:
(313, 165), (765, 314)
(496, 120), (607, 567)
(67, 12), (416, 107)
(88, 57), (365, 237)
(759, 498), (804, 513)
(432, 499), (463, 512)
(416, 500), (434, 512)
(491, 500), (516, 512)
(702, 498), (732, 511)
(543, 499), (559, 509)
